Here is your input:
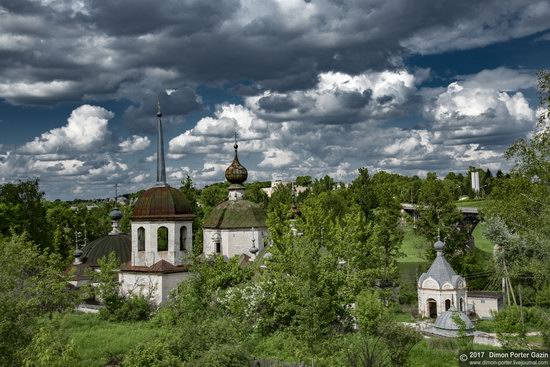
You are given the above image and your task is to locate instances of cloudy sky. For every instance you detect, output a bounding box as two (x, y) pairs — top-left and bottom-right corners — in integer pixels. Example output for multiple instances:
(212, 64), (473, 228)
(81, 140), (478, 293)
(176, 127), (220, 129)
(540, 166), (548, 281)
(1, 0), (550, 200)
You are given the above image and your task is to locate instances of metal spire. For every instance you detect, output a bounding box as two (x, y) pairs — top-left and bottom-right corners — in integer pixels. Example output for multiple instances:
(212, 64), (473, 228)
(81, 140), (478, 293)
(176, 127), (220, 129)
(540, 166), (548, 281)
(156, 98), (166, 185)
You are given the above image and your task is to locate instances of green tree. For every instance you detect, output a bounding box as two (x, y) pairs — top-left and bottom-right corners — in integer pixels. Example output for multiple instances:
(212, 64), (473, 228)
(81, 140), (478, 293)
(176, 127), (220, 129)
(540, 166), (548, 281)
(296, 175), (312, 187)
(23, 324), (77, 367)
(416, 173), (468, 270)
(0, 179), (50, 250)
(485, 70), (550, 289)
(0, 233), (78, 366)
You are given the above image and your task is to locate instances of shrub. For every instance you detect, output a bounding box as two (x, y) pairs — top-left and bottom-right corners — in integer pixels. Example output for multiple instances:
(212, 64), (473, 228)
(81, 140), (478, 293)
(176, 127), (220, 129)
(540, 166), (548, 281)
(192, 344), (251, 367)
(22, 324), (77, 367)
(122, 340), (183, 367)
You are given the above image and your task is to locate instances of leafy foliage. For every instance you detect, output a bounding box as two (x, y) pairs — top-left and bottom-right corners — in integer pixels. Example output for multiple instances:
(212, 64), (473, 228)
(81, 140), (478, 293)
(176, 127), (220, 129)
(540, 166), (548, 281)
(0, 233), (78, 366)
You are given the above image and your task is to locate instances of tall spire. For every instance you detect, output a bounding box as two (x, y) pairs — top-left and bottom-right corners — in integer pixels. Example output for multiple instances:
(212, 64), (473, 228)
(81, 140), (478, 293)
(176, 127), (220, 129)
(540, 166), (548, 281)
(156, 98), (167, 185)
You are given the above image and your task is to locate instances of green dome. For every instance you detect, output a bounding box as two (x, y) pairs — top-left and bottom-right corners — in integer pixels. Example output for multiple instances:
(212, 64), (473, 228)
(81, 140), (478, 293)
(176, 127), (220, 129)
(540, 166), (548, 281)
(80, 234), (131, 267)
(203, 200), (266, 229)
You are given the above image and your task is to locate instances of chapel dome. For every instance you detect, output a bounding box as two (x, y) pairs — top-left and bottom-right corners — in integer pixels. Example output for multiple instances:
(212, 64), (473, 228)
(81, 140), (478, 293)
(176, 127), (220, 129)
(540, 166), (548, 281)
(132, 186), (194, 220)
(80, 233), (131, 267)
(434, 309), (474, 331)
(225, 141), (248, 185)
(203, 199), (266, 229)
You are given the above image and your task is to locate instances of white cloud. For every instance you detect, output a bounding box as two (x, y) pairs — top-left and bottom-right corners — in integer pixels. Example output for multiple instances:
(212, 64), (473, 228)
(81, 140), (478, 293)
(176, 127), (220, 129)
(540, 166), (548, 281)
(119, 135), (150, 153)
(20, 105), (114, 154)
(0, 80), (78, 103)
(246, 70), (419, 124)
(259, 148), (299, 168)
(423, 69), (536, 146)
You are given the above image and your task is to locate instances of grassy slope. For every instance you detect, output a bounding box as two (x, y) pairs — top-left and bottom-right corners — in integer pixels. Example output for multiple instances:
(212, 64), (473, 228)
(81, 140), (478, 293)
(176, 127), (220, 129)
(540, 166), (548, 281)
(54, 313), (159, 367)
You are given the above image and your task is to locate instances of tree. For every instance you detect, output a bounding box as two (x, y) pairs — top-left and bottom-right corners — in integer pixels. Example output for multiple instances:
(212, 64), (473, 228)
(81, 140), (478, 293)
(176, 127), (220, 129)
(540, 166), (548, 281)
(485, 70), (550, 289)
(296, 175), (312, 187)
(0, 233), (78, 366)
(244, 181), (270, 207)
(350, 168), (378, 220)
(0, 179), (50, 250)
(416, 174), (469, 270)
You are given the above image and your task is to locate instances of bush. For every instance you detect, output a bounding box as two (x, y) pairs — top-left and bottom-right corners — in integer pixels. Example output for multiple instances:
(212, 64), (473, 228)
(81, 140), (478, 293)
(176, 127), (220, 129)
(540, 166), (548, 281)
(122, 340), (183, 367)
(192, 344), (251, 367)
(23, 324), (77, 367)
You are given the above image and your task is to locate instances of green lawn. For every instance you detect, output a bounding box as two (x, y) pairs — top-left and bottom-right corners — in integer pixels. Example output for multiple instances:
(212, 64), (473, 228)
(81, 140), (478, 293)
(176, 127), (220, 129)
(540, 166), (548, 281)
(455, 199), (489, 209)
(472, 222), (493, 253)
(399, 225), (429, 263)
(50, 313), (160, 367)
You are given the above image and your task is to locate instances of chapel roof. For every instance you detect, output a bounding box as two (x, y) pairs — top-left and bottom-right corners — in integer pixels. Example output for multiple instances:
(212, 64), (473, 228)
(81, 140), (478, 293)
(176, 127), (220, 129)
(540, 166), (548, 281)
(203, 199), (267, 229)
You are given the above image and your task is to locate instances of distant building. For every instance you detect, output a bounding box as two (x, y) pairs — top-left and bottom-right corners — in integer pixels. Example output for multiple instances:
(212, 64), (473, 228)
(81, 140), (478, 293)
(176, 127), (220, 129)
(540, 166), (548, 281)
(261, 180), (308, 198)
(471, 171), (480, 193)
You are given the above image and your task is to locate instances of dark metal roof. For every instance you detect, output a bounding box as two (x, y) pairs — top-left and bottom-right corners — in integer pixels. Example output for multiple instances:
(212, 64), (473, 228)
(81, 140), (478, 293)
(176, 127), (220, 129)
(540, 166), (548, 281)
(120, 259), (191, 274)
(132, 185), (194, 220)
(80, 233), (131, 267)
(434, 309), (474, 330)
(203, 199), (266, 229)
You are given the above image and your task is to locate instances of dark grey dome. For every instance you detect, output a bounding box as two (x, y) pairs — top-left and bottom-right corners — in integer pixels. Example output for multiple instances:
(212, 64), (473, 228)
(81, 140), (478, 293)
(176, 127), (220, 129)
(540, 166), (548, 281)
(434, 239), (445, 251)
(109, 208), (123, 221)
(80, 233), (131, 267)
(434, 309), (474, 331)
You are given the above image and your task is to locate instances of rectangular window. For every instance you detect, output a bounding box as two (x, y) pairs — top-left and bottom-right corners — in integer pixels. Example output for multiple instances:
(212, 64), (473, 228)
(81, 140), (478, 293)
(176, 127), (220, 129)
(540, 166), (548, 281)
(215, 242), (221, 254)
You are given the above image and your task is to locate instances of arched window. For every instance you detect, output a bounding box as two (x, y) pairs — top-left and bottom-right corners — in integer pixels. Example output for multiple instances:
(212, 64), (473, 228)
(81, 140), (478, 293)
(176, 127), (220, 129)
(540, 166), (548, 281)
(157, 226), (168, 251)
(138, 227), (145, 251)
(180, 226), (187, 251)
(445, 299), (451, 311)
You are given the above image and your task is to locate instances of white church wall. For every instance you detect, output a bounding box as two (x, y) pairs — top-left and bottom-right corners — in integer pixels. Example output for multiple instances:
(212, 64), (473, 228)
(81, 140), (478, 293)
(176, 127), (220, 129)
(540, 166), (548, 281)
(418, 277), (468, 318)
(131, 221), (192, 267)
(119, 271), (193, 305)
(203, 227), (267, 259)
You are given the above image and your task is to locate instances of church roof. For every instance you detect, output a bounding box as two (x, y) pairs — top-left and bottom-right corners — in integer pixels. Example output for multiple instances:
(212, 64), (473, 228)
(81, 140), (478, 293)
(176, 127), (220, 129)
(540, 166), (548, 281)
(418, 239), (464, 288)
(225, 135), (248, 185)
(132, 186), (194, 220)
(80, 233), (131, 267)
(120, 259), (190, 274)
(203, 199), (266, 229)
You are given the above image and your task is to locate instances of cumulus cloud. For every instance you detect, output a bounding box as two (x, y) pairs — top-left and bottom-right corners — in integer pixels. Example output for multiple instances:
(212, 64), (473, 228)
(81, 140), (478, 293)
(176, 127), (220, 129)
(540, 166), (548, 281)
(247, 70), (419, 124)
(119, 135), (150, 153)
(423, 68), (536, 148)
(20, 104), (114, 154)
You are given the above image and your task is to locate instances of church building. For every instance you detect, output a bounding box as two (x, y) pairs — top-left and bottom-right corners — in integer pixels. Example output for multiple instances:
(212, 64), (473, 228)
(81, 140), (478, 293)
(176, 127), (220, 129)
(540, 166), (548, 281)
(118, 101), (194, 305)
(417, 239), (468, 318)
(202, 135), (267, 259)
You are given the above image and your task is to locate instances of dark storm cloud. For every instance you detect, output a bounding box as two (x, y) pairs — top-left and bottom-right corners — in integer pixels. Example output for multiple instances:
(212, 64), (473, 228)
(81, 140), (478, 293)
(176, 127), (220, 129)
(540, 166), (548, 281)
(2, 0), (549, 108)
(123, 87), (202, 133)
(257, 95), (299, 112)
